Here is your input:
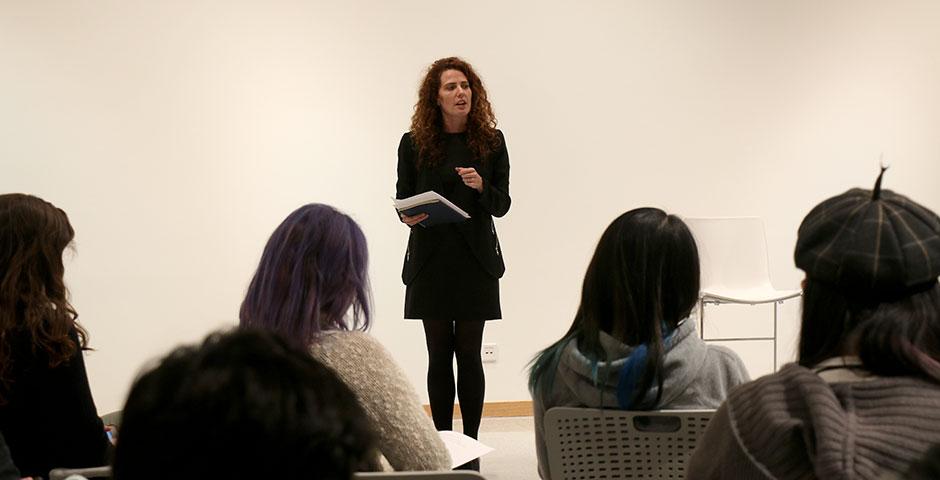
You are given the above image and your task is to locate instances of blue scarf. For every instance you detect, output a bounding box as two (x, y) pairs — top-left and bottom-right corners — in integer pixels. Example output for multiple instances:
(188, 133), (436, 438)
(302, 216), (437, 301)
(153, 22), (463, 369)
(615, 323), (678, 409)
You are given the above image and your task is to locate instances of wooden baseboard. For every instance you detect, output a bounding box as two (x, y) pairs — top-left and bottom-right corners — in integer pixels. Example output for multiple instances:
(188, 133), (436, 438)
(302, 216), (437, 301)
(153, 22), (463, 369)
(422, 400), (532, 418)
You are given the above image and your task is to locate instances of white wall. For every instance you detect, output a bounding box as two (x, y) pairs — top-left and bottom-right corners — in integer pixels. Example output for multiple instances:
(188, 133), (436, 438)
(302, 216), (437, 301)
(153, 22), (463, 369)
(1, 0), (939, 413)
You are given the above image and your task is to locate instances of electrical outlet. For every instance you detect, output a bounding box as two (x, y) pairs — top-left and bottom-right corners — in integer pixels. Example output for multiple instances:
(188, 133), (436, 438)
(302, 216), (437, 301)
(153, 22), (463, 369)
(482, 343), (498, 363)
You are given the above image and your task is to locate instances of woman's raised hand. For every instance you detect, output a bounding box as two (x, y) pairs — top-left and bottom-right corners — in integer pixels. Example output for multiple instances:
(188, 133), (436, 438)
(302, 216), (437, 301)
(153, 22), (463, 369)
(456, 167), (484, 192)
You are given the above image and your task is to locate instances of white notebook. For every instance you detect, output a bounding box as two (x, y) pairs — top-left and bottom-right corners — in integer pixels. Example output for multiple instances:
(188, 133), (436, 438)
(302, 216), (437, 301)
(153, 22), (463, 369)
(393, 191), (471, 227)
(438, 430), (494, 469)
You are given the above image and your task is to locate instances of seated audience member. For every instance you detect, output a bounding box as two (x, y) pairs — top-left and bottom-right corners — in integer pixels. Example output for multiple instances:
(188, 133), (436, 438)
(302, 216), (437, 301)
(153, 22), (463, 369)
(688, 168), (940, 479)
(0, 432), (21, 480)
(112, 329), (378, 479)
(239, 203), (451, 471)
(528, 207), (750, 479)
(0, 194), (110, 478)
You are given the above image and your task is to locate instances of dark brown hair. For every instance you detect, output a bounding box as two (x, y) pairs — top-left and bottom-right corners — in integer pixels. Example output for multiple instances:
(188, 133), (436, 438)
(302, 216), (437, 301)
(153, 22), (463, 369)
(0, 193), (87, 400)
(113, 329), (379, 479)
(798, 278), (940, 382)
(410, 57), (501, 168)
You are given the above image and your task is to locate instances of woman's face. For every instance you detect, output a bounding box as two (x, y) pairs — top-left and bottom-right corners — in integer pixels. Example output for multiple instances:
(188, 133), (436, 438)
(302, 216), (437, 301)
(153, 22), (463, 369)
(437, 69), (471, 119)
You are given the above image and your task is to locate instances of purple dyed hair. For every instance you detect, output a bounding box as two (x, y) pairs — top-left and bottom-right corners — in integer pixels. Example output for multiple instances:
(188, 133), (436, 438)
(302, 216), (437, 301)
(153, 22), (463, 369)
(239, 203), (371, 349)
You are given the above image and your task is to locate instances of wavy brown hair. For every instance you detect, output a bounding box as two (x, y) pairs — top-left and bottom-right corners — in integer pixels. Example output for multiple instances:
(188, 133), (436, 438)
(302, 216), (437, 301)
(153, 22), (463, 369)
(0, 193), (87, 401)
(410, 57), (501, 168)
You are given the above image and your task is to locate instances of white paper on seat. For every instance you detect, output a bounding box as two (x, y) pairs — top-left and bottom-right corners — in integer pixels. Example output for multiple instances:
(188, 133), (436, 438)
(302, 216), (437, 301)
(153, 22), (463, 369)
(438, 430), (494, 469)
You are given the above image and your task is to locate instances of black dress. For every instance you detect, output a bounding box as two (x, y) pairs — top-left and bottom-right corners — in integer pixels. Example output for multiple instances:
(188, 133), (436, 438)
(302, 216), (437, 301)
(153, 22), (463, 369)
(396, 131), (511, 321)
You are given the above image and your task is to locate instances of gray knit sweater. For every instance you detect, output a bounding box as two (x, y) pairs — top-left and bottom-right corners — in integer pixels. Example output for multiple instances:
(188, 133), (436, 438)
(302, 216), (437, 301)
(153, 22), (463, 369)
(311, 331), (451, 471)
(687, 363), (940, 480)
(532, 319), (750, 479)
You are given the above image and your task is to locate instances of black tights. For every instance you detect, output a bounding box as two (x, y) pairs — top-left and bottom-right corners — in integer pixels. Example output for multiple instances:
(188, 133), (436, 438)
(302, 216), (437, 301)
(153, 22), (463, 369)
(422, 319), (486, 439)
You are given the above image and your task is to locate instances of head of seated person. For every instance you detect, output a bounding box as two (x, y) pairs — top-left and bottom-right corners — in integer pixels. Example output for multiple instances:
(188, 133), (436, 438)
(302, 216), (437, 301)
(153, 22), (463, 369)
(529, 207), (747, 412)
(111, 329), (379, 480)
(0, 192), (87, 393)
(794, 168), (940, 378)
(239, 203), (370, 348)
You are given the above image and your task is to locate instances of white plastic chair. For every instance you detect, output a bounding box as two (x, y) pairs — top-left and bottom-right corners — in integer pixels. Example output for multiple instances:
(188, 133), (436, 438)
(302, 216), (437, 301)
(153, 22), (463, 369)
(544, 407), (714, 480)
(684, 217), (801, 370)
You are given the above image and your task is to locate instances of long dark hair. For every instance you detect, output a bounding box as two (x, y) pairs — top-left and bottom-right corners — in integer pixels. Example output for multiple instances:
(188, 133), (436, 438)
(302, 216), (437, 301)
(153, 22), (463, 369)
(410, 56), (501, 168)
(0, 194), (88, 401)
(528, 208), (700, 409)
(239, 204), (371, 351)
(798, 278), (940, 381)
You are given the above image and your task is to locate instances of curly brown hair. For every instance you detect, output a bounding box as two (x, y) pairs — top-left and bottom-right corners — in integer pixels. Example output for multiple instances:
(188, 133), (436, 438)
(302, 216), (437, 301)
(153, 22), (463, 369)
(0, 193), (88, 402)
(410, 57), (502, 168)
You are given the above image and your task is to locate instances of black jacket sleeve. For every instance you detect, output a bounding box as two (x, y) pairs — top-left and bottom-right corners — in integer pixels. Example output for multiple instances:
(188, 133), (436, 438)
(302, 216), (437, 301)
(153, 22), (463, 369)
(42, 334), (112, 471)
(396, 133), (418, 200)
(478, 131), (511, 217)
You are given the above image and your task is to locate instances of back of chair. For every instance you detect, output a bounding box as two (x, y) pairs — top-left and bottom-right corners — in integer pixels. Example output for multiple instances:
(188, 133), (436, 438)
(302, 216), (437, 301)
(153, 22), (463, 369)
(685, 217), (773, 295)
(544, 407), (714, 480)
(685, 217), (799, 303)
(354, 472), (486, 479)
(48, 466), (112, 480)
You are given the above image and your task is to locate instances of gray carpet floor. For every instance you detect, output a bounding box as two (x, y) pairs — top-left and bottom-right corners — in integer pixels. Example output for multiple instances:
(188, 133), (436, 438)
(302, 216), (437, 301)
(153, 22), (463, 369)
(455, 416), (539, 480)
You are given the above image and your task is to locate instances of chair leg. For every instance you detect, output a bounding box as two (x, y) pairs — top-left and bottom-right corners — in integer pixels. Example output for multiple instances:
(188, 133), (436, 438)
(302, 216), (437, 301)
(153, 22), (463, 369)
(698, 299), (705, 340)
(773, 301), (779, 371)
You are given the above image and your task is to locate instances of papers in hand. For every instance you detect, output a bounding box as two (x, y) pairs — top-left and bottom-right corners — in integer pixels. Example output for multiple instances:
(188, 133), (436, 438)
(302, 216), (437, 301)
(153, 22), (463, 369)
(394, 191), (470, 227)
(438, 430), (494, 469)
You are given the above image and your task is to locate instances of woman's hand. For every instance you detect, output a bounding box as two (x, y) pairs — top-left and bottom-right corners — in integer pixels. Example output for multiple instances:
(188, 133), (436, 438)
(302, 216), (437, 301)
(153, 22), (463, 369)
(400, 212), (428, 226)
(456, 167), (484, 193)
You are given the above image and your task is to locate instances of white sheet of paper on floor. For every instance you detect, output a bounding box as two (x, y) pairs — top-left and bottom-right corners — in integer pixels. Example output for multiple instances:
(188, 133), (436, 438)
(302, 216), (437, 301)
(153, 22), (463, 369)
(438, 430), (494, 469)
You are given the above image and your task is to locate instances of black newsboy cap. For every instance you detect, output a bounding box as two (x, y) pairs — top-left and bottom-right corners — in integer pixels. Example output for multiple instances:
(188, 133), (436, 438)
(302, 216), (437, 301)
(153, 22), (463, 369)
(795, 167), (940, 300)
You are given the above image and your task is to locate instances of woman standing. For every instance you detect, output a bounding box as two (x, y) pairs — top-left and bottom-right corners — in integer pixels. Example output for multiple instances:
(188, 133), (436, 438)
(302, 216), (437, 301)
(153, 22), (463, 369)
(397, 57), (511, 466)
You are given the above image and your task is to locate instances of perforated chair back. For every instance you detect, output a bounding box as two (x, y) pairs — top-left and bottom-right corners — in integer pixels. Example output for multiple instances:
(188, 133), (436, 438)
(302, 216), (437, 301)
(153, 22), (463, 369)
(544, 407), (714, 480)
(355, 472), (486, 479)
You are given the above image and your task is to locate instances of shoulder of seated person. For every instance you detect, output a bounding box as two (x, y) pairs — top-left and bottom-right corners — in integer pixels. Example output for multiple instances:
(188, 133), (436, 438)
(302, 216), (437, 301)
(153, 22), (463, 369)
(318, 330), (381, 349)
(728, 363), (807, 394)
(705, 343), (745, 362)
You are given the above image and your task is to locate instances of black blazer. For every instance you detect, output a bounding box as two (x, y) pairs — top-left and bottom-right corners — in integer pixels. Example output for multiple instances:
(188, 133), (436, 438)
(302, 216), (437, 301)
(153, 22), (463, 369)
(396, 130), (511, 284)
(0, 329), (111, 477)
